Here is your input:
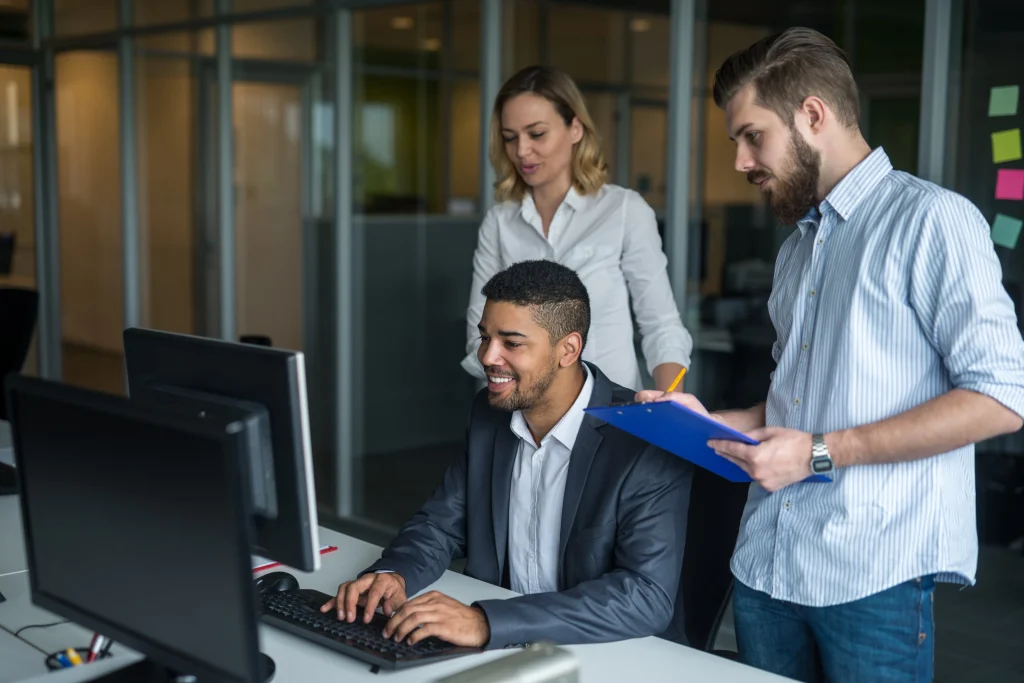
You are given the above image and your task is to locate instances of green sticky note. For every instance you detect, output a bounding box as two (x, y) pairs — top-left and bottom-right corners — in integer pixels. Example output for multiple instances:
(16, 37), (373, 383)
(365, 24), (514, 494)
(991, 213), (1023, 249)
(992, 129), (1023, 164)
(989, 85), (1019, 117)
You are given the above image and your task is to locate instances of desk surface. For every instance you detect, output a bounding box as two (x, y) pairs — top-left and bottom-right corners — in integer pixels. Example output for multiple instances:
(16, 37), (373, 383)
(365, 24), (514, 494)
(0, 626), (48, 683)
(1, 497), (790, 683)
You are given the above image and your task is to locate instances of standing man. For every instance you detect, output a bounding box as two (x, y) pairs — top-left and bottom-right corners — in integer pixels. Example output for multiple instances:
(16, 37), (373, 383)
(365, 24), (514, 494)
(639, 27), (1024, 683)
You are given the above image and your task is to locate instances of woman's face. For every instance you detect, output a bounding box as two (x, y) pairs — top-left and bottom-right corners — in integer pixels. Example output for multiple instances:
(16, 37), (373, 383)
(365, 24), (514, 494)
(501, 93), (582, 192)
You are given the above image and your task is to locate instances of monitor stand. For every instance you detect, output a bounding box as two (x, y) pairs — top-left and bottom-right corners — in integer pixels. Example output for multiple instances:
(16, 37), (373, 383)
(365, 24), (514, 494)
(87, 654), (275, 682)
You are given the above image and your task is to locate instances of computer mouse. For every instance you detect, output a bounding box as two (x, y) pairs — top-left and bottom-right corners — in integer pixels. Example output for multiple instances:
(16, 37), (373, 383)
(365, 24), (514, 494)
(253, 571), (299, 594)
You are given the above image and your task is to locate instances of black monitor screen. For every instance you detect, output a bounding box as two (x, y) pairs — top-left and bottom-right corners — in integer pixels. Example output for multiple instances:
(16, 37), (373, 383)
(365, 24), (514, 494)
(123, 327), (319, 572)
(8, 377), (261, 683)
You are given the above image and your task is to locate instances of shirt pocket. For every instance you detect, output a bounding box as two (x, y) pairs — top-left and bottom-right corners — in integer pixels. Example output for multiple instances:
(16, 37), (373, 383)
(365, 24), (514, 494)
(562, 245), (618, 271)
(562, 246), (621, 306)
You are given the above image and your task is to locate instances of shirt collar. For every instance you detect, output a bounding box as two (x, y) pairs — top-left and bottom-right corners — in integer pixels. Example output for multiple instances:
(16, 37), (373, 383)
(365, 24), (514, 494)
(795, 147), (892, 237)
(518, 185), (586, 224)
(509, 364), (594, 450)
(821, 146), (893, 221)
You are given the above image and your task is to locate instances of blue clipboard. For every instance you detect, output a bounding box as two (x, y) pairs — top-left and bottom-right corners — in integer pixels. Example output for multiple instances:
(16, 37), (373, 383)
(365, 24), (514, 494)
(584, 401), (828, 484)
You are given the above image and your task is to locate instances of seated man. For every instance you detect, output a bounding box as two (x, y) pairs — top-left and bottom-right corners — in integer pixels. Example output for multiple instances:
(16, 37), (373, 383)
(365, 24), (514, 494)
(321, 260), (694, 650)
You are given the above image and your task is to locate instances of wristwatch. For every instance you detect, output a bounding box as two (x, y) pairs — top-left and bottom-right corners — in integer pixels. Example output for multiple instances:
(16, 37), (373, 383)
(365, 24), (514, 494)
(810, 433), (835, 475)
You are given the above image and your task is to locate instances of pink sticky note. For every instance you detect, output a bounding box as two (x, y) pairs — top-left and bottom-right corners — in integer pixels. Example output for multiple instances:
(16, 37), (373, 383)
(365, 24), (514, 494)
(996, 169), (1024, 200)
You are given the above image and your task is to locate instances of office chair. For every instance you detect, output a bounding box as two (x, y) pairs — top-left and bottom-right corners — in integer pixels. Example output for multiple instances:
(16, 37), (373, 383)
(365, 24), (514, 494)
(0, 286), (39, 421)
(678, 466), (748, 656)
(241, 334), (272, 347)
(0, 286), (37, 496)
(660, 463), (748, 657)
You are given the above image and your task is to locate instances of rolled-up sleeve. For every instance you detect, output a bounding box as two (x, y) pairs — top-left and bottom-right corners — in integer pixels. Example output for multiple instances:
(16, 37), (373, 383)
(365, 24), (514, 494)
(909, 193), (1024, 418)
(619, 191), (693, 375)
(461, 208), (503, 380)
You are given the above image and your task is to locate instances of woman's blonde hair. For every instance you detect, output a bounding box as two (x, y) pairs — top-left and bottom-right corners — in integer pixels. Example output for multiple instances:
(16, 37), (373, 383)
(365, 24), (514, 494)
(490, 65), (608, 203)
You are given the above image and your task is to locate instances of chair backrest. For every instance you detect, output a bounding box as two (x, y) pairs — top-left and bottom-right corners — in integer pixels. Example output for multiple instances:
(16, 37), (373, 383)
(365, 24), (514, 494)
(680, 467), (748, 650)
(0, 287), (40, 420)
(660, 464), (748, 651)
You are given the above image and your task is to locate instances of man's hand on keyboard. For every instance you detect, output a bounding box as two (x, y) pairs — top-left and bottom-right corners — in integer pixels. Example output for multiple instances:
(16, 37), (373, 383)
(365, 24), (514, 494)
(320, 572), (408, 624)
(382, 591), (489, 648)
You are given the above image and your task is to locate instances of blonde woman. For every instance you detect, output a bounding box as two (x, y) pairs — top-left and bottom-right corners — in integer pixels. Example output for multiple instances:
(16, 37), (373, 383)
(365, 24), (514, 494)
(462, 65), (692, 392)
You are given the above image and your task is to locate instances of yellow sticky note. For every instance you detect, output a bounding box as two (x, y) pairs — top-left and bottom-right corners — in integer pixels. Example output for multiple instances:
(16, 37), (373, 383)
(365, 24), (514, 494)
(992, 129), (1022, 164)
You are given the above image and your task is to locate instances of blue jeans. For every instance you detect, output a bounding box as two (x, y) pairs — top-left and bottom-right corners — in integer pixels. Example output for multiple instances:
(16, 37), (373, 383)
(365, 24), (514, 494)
(733, 576), (935, 683)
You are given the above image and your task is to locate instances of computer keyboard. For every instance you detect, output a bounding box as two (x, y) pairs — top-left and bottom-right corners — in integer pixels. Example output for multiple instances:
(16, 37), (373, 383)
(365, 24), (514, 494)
(259, 588), (480, 671)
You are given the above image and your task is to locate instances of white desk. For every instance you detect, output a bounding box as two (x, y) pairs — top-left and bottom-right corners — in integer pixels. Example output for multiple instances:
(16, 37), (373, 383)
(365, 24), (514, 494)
(0, 627), (48, 683)
(0, 498), (791, 682)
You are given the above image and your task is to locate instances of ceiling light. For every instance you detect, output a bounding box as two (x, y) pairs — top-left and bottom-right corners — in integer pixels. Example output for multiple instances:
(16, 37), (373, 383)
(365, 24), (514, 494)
(390, 16), (414, 30)
(629, 18), (651, 32)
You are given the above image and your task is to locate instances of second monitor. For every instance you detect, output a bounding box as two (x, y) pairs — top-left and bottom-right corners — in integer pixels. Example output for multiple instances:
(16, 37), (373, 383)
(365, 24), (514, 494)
(123, 327), (320, 572)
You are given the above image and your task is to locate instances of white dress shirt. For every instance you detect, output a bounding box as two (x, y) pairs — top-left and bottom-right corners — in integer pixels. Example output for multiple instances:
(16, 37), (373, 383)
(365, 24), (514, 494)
(462, 184), (692, 391)
(507, 365), (594, 595)
(731, 148), (1024, 606)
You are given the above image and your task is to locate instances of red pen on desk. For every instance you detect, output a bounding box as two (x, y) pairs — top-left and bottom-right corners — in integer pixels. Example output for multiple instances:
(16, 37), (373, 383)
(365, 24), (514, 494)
(87, 634), (107, 663)
(252, 545), (338, 573)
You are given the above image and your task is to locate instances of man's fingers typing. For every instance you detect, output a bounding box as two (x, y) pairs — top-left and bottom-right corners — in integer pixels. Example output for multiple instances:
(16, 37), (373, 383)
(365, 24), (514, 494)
(342, 578), (369, 622)
(390, 608), (441, 643)
(363, 582), (388, 622)
(405, 622), (444, 646)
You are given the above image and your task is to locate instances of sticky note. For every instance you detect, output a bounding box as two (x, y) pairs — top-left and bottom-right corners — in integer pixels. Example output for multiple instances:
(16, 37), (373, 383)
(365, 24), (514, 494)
(995, 169), (1024, 200)
(991, 213), (1023, 249)
(989, 86), (1019, 117)
(992, 129), (1023, 164)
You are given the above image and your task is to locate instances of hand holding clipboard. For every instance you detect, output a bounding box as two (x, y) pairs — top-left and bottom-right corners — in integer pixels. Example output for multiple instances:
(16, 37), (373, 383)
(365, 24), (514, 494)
(585, 389), (828, 485)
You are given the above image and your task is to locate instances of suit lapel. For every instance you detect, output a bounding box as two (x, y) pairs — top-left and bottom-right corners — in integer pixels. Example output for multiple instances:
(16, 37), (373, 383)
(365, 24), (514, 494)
(557, 419), (602, 569)
(491, 419), (519, 579)
(557, 363), (611, 584)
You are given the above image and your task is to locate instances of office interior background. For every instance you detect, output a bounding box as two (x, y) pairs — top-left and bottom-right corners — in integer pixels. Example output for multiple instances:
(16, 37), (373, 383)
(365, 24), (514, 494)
(0, 0), (1021, 679)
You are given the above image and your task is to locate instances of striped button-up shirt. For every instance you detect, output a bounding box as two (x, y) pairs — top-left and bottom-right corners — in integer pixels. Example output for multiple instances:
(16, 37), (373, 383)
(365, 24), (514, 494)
(731, 147), (1024, 607)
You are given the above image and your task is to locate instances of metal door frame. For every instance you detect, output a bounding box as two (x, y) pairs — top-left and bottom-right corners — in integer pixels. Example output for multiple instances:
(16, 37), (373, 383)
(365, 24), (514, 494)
(194, 59), (321, 351)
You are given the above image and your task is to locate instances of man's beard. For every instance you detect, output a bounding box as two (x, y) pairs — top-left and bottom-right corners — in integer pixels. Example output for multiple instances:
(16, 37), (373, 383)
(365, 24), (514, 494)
(488, 355), (559, 413)
(748, 132), (821, 225)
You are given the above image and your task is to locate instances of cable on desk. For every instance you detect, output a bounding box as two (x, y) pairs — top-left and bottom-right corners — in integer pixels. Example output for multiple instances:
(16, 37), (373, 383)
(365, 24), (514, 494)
(14, 620), (69, 638)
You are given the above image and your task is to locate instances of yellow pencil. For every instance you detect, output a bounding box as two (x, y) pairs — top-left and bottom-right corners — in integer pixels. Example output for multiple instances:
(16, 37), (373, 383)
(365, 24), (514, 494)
(65, 648), (83, 666)
(665, 367), (687, 393)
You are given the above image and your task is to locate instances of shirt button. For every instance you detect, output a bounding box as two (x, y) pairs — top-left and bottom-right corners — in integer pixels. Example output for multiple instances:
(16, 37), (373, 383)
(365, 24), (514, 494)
(809, 289), (817, 297)
(794, 398), (801, 405)
(802, 342), (809, 350)
(784, 501), (792, 510)
(817, 238), (824, 245)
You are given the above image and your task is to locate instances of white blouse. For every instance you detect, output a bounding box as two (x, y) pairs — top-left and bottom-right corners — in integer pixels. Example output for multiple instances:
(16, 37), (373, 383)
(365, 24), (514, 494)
(462, 183), (692, 391)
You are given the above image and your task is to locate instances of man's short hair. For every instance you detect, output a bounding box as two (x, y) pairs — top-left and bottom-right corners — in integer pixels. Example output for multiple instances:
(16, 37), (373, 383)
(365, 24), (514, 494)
(712, 27), (860, 130)
(482, 260), (591, 351)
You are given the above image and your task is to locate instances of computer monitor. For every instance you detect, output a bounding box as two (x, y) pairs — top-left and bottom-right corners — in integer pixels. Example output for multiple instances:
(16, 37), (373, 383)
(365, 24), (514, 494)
(5, 375), (266, 683)
(123, 327), (320, 572)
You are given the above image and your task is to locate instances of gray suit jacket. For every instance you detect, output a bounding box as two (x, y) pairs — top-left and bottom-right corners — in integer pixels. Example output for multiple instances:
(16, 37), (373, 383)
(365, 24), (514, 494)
(364, 363), (694, 650)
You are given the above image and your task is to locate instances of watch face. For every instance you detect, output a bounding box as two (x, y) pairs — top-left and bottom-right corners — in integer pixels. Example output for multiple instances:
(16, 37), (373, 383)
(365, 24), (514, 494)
(812, 458), (833, 473)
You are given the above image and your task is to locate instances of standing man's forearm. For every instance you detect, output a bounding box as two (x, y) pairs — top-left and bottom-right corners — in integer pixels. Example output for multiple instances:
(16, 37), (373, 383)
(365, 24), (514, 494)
(827, 389), (1023, 468)
(714, 402), (766, 433)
